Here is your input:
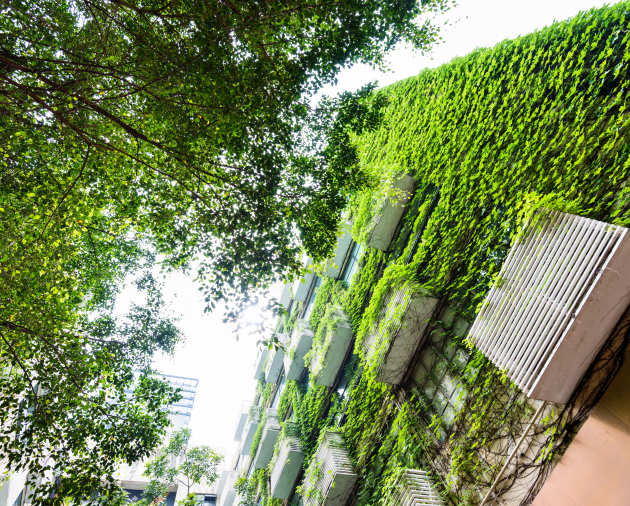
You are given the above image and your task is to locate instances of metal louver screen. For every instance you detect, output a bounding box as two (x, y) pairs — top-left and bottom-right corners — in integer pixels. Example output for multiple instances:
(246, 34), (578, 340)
(469, 210), (630, 403)
(385, 469), (443, 506)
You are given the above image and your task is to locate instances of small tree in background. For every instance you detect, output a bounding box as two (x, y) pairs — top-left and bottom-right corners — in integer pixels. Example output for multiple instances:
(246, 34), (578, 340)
(138, 428), (222, 506)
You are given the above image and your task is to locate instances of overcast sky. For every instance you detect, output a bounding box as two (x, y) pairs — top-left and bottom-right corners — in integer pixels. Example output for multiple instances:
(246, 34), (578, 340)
(145, 0), (616, 469)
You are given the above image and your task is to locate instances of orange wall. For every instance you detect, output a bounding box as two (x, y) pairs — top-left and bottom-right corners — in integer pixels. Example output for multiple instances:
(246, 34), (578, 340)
(533, 348), (630, 506)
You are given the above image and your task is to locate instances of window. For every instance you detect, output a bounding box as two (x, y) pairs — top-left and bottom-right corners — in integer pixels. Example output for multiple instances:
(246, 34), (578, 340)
(271, 373), (287, 409)
(12, 490), (23, 506)
(302, 276), (322, 320)
(340, 242), (362, 285)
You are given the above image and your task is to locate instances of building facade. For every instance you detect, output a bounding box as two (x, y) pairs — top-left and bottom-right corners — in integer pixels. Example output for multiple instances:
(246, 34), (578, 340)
(218, 3), (630, 505)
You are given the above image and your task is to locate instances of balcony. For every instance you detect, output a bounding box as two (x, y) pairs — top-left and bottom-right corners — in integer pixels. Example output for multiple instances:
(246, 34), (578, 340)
(241, 407), (261, 456)
(364, 284), (438, 385)
(302, 431), (357, 506)
(384, 468), (443, 505)
(279, 283), (293, 309)
(293, 266), (316, 305)
(469, 210), (630, 402)
(252, 409), (281, 470)
(367, 174), (415, 251)
(253, 348), (269, 381)
(270, 435), (305, 500)
(324, 226), (353, 278)
(265, 347), (285, 385)
(233, 402), (249, 441)
(218, 470), (238, 506)
(284, 319), (314, 381)
(308, 306), (353, 387)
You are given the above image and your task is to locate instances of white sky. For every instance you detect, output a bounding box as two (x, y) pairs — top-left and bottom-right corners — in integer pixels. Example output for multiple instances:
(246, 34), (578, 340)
(145, 0), (615, 469)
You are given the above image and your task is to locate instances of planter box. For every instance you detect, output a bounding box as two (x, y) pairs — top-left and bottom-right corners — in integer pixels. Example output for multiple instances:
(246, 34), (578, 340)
(365, 285), (438, 385)
(310, 307), (353, 387)
(384, 469), (443, 505)
(219, 470), (238, 506)
(241, 408), (261, 456)
(284, 320), (314, 381)
(367, 175), (416, 251)
(279, 283), (293, 309)
(233, 407), (248, 441)
(469, 210), (630, 403)
(302, 432), (357, 506)
(252, 410), (281, 470)
(265, 348), (285, 385)
(270, 436), (305, 500)
(294, 268), (316, 304)
(253, 348), (269, 381)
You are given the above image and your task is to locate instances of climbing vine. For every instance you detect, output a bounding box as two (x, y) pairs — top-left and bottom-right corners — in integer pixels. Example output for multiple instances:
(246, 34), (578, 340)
(238, 4), (630, 505)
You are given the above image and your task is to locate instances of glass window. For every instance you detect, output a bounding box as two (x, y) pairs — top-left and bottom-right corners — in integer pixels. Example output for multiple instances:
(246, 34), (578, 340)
(340, 242), (362, 286)
(302, 276), (322, 320)
(271, 373), (287, 409)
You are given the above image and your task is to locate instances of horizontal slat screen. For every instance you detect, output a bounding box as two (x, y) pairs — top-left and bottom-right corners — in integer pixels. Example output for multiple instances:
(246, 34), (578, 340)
(385, 469), (443, 506)
(470, 210), (627, 399)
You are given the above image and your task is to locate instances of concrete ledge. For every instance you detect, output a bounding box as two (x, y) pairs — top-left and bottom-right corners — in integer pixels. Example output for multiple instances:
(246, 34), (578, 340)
(310, 307), (353, 387)
(284, 319), (314, 381)
(265, 348), (285, 385)
(252, 411), (281, 470)
(270, 436), (305, 500)
(367, 175), (415, 251)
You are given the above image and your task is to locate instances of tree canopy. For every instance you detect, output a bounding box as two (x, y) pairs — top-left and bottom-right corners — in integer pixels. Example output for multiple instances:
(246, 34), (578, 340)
(139, 428), (222, 505)
(0, 0), (450, 503)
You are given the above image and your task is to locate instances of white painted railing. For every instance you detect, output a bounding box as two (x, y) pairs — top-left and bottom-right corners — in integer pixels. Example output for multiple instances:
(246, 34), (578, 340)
(302, 432), (357, 506)
(469, 210), (630, 402)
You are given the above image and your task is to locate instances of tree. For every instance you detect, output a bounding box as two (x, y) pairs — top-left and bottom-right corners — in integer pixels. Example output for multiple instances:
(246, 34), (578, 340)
(0, 0), (451, 310)
(139, 428), (222, 505)
(0, 1), (451, 503)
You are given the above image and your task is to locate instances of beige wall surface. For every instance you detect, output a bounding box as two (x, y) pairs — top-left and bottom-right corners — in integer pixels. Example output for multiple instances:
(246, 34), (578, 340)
(533, 347), (630, 506)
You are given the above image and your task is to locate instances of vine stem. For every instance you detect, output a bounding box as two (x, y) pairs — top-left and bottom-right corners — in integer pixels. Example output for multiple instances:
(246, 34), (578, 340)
(480, 400), (547, 506)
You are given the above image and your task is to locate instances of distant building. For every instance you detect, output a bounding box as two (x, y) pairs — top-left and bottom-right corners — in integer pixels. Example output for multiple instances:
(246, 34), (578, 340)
(118, 374), (210, 505)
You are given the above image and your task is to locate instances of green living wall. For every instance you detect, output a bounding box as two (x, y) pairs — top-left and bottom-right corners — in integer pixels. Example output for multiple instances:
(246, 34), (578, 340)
(241, 3), (630, 505)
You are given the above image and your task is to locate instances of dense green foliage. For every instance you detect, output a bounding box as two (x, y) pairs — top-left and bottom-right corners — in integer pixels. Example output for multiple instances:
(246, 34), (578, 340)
(353, 2), (630, 313)
(239, 3), (630, 505)
(0, 1), (453, 502)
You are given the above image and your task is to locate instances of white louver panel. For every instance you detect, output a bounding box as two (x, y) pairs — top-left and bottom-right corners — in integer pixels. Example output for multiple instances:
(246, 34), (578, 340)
(470, 210), (630, 403)
(383, 469), (443, 506)
(303, 432), (357, 506)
